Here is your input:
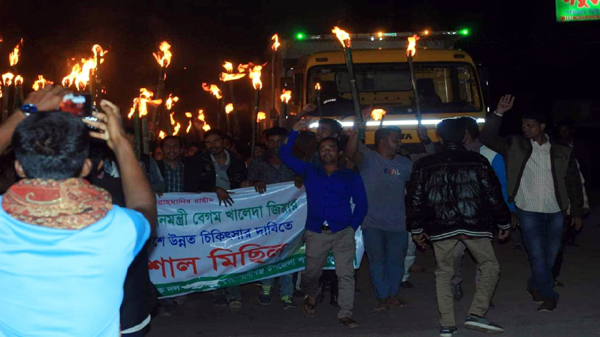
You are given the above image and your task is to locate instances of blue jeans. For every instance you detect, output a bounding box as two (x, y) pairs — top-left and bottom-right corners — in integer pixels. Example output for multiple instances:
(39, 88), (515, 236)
(261, 273), (294, 298)
(363, 228), (408, 299)
(516, 208), (563, 300)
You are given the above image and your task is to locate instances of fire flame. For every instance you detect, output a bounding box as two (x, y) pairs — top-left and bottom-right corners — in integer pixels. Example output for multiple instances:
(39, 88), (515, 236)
(220, 72), (246, 82)
(186, 120), (192, 133)
(315, 83), (321, 91)
(165, 94), (179, 110)
(159, 131), (167, 139)
(170, 112), (176, 125)
(370, 108), (387, 121)
(223, 61), (233, 73)
(14, 75), (23, 86)
(237, 63), (250, 73)
(127, 88), (162, 119)
(332, 26), (351, 48)
(225, 103), (234, 114)
(32, 75), (52, 91)
(406, 34), (420, 58)
(280, 89), (292, 103)
(153, 41), (172, 68)
(9, 44), (20, 67)
(197, 109), (205, 121)
(185, 112), (193, 118)
(0, 86), (2, 98)
(271, 34), (280, 52)
(257, 112), (266, 122)
(202, 83), (223, 99)
(2, 72), (14, 86)
(249, 64), (263, 90)
(202, 124), (211, 132)
(62, 44), (107, 90)
(173, 122), (181, 136)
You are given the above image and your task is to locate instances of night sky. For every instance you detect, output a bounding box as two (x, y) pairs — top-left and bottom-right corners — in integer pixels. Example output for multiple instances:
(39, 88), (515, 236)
(1, 0), (599, 131)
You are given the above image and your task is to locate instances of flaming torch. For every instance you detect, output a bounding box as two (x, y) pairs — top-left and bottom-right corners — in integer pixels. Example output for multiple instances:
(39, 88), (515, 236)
(315, 83), (322, 119)
(371, 108), (387, 129)
(257, 111), (267, 140)
(1, 72), (14, 122)
(127, 88), (163, 157)
(406, 34), (422, 124)
(220, 61), (246, 139)
(32, 75), (52, 91)
(270, 34), (280, 122)
(225, 103), (233, 134)
(91, 44), (108, 108)
(279, 89), (292, 125)
(332, 26), (364, 139)
(151, 41), (173, 138)
(202, 83), (223, 129)
(13, 75), (24, 112)
(249, 64), (263, 157)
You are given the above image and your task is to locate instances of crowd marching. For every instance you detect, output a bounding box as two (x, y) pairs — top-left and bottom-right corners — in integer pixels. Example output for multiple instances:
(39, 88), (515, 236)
(0, 87), (589, 337)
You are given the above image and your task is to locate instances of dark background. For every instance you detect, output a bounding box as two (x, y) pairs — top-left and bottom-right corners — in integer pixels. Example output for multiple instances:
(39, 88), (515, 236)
(1, 0), (599, 172)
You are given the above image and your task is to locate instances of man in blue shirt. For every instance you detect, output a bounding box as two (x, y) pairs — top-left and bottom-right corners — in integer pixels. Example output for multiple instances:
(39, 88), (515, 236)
(279, 118), (368, 328)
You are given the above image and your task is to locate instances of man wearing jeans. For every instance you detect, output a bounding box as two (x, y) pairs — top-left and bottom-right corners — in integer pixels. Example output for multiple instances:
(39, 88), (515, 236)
(408, 118), (510, 337)
(279, 117), (368, 328)
(345, 120), (412, 312)
(480, 95), (584, 312)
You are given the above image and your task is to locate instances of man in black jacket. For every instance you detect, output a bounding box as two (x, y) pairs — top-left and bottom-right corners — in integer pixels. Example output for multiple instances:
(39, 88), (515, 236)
(407, 118), (510, 337)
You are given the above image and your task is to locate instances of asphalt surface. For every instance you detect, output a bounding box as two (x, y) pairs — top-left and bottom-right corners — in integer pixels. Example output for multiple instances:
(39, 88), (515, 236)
(147, 204), (600, 337)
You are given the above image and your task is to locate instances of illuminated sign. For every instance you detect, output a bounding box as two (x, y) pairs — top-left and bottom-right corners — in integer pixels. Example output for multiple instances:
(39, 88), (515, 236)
(556, 0), (600, 22)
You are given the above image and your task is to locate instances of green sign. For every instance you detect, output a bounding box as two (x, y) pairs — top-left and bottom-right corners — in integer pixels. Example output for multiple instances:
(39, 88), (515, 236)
(556, 0), (600, 22)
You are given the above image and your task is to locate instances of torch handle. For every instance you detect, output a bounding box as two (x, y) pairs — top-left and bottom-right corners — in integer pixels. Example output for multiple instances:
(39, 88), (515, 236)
(344, 47), (365, 140)
(2, 85), (10, 123)
(251, 89), (260, 158)
(407, 56), (422, 124)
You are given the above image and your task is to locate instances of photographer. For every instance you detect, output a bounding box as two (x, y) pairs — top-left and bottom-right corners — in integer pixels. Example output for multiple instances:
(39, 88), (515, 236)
(0, 87), (154, 336)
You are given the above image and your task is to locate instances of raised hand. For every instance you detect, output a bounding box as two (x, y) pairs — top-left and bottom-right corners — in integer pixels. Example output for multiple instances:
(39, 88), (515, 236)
(495, 95), (515, 116)
(292, 117), (311, 132)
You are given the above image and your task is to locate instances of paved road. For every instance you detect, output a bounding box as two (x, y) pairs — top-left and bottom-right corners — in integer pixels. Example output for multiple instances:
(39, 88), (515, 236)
(148, 206), (600, 337)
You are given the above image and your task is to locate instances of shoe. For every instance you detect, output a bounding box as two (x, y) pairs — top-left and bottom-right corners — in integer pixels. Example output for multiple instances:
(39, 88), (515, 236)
(339, 317), (359, 328)
(229, 299), (243, 312)
(213, 296), (228, 307)
(389, 296), (411, 307)
(439, 326), (458, 337)
(452, 283), (464, 301)
(259, 285), (272, 305)
(373, 298), (389, 312)
(281, 295), (296, 310)
(526, 289), (543, 304)
(464, 314), (504, 334)
(537, 299), (557, 312)
(401, 281), (415, 289)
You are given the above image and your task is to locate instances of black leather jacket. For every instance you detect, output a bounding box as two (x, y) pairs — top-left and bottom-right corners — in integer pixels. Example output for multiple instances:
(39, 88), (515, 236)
(407, 143), (510, 241)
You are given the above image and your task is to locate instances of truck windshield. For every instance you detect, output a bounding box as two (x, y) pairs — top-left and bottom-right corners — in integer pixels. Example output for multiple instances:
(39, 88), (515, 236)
(307, 62), (482, 116)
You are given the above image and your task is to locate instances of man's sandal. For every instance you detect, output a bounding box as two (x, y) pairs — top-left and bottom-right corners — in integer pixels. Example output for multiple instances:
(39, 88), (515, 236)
(339, 317), (359, 328)
(304, 297), (316, 317)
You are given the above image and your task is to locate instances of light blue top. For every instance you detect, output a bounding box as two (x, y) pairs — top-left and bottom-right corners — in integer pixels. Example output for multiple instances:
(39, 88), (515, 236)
(480, 145), (516, 213)
(0, 199), (150, 337)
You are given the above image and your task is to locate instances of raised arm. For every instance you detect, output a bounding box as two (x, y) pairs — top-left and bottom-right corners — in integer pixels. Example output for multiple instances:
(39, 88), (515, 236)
(278, 118), (312, 176)
(84, 100), (157, 228)
(480, 95), (515, 157)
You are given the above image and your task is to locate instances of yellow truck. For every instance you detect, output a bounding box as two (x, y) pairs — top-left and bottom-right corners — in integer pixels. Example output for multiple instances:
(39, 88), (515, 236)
(269, 31), (486, 147)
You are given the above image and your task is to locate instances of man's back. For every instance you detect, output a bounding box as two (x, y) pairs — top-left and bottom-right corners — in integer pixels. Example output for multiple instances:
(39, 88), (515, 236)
(0, 202), (149, 337)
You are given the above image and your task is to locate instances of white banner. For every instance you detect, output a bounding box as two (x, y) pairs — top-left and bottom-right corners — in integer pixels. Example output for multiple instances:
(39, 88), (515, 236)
(149, 182), (364, 298)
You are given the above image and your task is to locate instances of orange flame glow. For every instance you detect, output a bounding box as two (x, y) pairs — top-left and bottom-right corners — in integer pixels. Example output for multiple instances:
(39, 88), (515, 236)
(370, 108), (387, 121)
(249, 64), (263, 90)
(165, 94), (179, 110)
(0, 86), (3, 98)
(280, 89), (292, 103)
(185, 112), (193, 118)
(271, 34), (280, 52)
(9, 44), (20, 67)
(406, 34), (420, 58)
(62, 44), (107, 90)
(32, 75), (52, 91)
(223, 61), (234, 73)
(202, 83), (223, 99)
(332, 26), (351, 48)
(14, 75), (23, 86)
(237, 63), (250, 73)
(2, 72), (14, 86)
(257, 111), (266, 122)
(220, 72), (246, 82)
(315, 83), (321, 91)
(202, 123), (211, 132)
(170, 112), (176, 125)
(127, 88), (162, 119)
(225, 103), (234, 114)
(173, 122), (181, 136)
(159, 131), (167, 139)
(197, 109), (206, 122)
(186, 120), (192, 133)
(153, 41), (172, 68)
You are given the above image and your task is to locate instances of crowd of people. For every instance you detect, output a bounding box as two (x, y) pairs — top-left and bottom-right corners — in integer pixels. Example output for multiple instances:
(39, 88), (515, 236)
(0, 87), (590, 337)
